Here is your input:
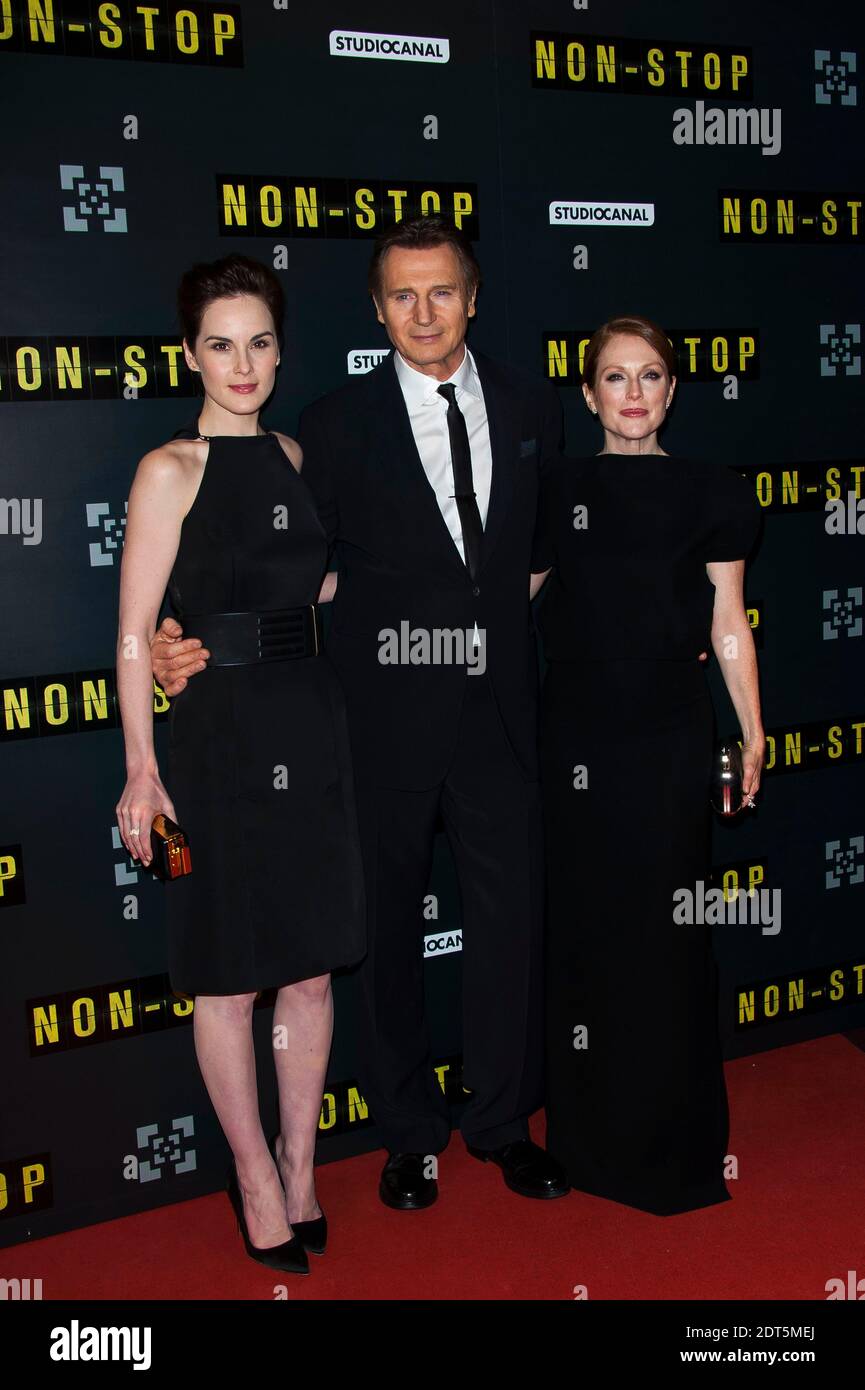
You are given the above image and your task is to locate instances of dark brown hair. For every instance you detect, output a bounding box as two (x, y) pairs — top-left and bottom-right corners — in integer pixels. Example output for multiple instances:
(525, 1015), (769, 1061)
(582, 315), (676, 390)
(177, 254), (285, 350)
(367, 216), (481, 303)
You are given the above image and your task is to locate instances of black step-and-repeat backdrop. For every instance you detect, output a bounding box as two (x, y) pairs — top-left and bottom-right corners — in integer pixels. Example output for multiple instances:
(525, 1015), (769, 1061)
(1, 1), (863, 1246)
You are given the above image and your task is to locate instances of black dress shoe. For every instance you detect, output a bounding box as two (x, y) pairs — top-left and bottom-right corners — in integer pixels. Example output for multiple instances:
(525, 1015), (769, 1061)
(267, 1133), (327, 1255)
(379, 1152), (438, 1210)
(466, 1139), (570, 1199)
(226, 1162), (310, 1273)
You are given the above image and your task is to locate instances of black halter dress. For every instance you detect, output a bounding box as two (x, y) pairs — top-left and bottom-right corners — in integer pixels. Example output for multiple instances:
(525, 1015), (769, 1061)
(161, 420), (366, 995)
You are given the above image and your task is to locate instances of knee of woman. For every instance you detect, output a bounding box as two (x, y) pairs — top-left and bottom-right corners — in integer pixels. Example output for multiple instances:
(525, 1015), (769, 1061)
(199, 991), (258, 1021)
(281, 973), (331, 1005)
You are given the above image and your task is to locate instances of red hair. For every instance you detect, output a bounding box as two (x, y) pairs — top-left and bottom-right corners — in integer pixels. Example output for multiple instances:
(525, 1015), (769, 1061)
(582, 316), (676, 389)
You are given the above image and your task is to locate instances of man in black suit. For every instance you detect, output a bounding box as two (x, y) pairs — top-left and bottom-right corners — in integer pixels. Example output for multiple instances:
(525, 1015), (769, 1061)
(152, 218), (568, 1208)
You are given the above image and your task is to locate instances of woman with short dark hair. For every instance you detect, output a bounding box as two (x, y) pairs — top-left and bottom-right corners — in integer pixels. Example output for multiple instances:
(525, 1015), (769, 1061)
(115, 254), (365, 1271)
(530, 315), (763, 1215)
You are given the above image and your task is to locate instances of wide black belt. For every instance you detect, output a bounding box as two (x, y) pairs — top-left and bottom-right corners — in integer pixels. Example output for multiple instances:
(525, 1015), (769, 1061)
(181, 605), (320, 666)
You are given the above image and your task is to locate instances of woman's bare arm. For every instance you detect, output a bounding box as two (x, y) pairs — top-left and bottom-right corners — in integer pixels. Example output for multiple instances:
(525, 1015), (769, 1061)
(115, 446), (193, 862)
(318, 571), (338, 604)
(530, 568), (552, 600)
(707, 559), (765, 802)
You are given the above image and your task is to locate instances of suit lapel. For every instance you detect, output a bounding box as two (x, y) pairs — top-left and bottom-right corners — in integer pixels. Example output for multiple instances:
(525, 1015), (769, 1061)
(369, 353), (469, 579)
(366, 347), (521, 580)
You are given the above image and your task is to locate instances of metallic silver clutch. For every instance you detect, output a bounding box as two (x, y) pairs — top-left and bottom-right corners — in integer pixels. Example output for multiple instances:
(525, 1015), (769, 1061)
(710, 740), (744, 817)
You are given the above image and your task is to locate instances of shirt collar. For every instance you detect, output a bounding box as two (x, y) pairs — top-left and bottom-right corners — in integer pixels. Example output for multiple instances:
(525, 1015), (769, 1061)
(394, 344), (480, 407)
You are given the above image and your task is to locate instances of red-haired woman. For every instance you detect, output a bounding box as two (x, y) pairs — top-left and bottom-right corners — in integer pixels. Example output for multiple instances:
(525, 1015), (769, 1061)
(115, 255), (365, 1271)
(530, 316), (764, 1215)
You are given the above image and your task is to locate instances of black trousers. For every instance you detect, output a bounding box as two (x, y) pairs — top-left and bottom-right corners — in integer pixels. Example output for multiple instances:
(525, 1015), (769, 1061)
(353, 673), (544, 1155)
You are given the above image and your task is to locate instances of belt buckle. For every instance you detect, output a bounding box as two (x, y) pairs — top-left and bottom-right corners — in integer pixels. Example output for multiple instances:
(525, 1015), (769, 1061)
(309, 604), (320, 656)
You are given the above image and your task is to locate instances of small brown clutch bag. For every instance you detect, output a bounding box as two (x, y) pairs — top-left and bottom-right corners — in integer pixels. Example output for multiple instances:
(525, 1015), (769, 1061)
(710, 740), (744, 817)
(150, 813), (192, 880)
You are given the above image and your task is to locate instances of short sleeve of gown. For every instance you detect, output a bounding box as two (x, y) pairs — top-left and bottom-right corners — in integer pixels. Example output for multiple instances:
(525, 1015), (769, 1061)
(531, 457), (560, 571)
(703, 465), (761, 562)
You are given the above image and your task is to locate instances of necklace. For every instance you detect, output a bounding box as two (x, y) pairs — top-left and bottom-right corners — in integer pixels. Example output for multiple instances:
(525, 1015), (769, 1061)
(196, 416), (266, 441)
(196, 432), (265, 440)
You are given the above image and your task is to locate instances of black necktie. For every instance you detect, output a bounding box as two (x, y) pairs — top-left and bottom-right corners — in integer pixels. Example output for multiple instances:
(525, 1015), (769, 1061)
(437, 382), (483, 582)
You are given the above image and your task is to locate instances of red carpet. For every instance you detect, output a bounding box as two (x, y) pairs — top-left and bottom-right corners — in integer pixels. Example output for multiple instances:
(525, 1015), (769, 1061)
(4, 1034), (863, 1301)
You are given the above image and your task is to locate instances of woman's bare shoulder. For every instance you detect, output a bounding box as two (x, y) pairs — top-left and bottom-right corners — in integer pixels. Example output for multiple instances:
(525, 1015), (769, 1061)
(135, 437), (206, 479)
(130, 439), (207, 504)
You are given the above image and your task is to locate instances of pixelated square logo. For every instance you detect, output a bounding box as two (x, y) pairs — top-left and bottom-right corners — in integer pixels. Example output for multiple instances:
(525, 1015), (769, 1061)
(60, 164), (127, 232)
(820, 324), (861, 376)
(826, 836), (865, 888)
(823, 588), (863, 639)
(87, 501), (127, 566)
(136, 1116), (197, 1182)
(814, 50), (857, 105)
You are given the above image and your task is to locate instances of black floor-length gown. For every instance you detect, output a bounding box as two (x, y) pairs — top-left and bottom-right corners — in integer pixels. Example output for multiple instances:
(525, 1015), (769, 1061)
(532, 454), (760, 1215)
(160, 420), (366, 995)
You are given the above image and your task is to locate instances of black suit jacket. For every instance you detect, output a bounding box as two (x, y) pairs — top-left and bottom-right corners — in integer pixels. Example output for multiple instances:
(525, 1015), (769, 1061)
(297, 348), (563, 789)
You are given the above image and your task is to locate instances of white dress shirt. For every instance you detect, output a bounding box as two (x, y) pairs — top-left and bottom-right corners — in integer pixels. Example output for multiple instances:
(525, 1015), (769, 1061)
(393, 344), (493, 567)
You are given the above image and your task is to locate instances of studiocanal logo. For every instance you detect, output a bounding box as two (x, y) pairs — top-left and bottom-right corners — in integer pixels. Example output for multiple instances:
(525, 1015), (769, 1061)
(549, 200), (654, 227)
(329, 29), (449, 63)
(347, 349), (390, 375)
(0, 1), (243, 66)
(424, 930), (462, 959)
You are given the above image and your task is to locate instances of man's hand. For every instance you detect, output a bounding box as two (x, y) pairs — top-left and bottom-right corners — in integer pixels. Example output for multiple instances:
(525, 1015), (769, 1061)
(151, 616), (209, 697)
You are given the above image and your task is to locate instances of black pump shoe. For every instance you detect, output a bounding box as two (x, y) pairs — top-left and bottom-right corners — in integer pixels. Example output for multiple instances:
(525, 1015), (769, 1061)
(267, 1133), (327, 1255)
(290, 1211), (327, 1256)
(226, 1161), (309, 1274)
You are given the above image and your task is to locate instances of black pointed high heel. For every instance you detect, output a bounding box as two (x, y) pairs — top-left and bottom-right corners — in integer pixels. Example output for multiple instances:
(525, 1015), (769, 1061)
(226, 1160), (309, 1274)
(268, 1133), (327, 1255)
(290, 1211), (327, 1257)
